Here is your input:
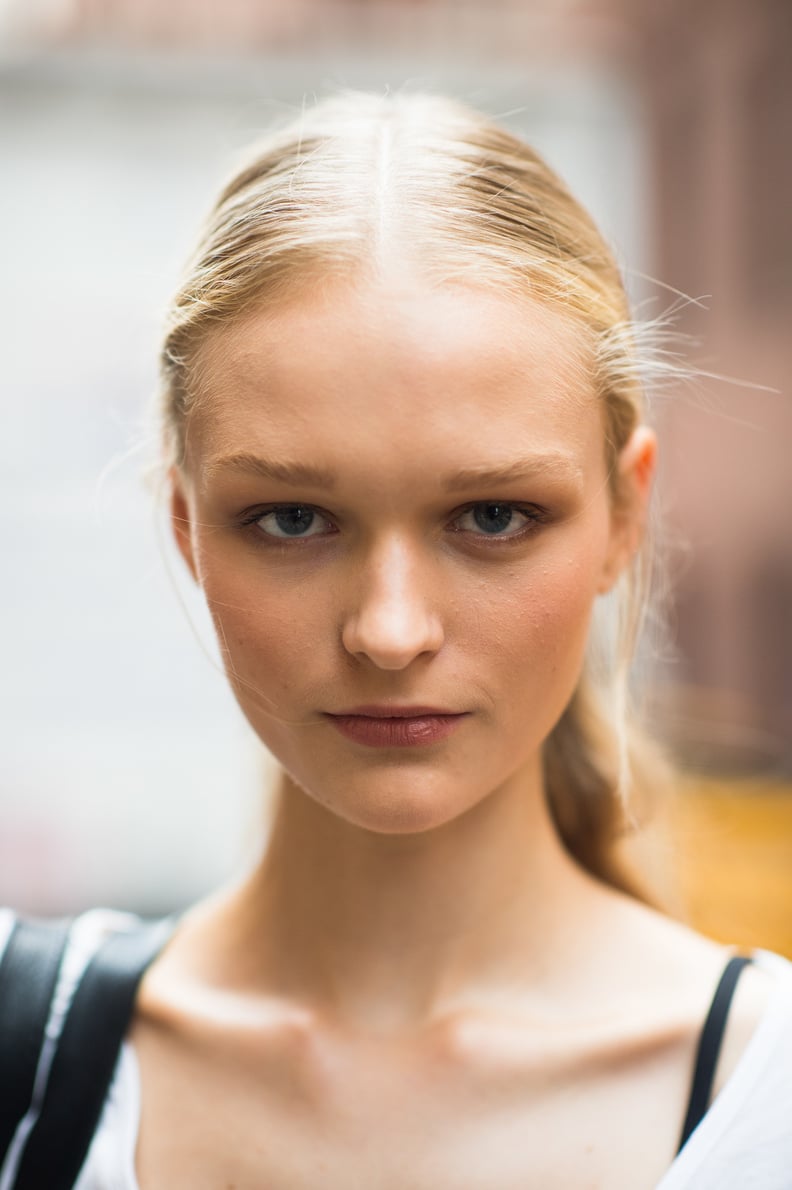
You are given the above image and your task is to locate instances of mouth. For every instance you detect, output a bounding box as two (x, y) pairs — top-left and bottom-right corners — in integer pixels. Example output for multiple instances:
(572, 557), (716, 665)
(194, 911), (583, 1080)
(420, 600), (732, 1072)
(323, 706), (470, 748)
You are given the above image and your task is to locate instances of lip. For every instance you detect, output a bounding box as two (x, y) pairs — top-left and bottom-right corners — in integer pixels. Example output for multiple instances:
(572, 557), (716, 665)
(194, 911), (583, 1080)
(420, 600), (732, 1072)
(330, 705), (462, 718)
(324, 707), (469, 748)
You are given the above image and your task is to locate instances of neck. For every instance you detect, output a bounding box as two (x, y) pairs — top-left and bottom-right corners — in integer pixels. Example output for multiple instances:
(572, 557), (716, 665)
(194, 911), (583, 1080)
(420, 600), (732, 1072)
(213, 759), (610, 1034)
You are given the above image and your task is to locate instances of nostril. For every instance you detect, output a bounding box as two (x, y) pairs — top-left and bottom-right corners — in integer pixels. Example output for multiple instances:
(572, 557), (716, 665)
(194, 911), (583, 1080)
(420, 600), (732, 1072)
(340, 543), (444, 668)
(340, 603), (444, 670)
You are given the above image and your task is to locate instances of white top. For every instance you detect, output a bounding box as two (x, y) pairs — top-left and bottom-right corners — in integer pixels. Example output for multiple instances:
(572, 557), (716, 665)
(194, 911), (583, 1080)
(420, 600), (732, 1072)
(2, 911), (791, 1188)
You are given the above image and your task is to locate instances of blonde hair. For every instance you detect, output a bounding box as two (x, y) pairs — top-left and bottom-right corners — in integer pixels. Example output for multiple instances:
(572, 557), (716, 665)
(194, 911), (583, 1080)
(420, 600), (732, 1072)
(160, 90), (667, 896)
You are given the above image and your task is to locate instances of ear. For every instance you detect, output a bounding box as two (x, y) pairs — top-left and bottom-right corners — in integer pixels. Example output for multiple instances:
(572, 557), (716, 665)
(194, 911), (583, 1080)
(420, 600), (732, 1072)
(598, 426), (657, 594)
(169, 466), (199, 583)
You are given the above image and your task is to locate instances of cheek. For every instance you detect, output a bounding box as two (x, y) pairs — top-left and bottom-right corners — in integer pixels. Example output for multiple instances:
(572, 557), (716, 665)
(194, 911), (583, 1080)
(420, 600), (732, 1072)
(492, 586), (593, 700)
(475, 562), (599, 760)
(476, 544), (604, 667)
(200, 560), (323, 705)
(533, 558), (600, 652)
(464, 529), (608, 757)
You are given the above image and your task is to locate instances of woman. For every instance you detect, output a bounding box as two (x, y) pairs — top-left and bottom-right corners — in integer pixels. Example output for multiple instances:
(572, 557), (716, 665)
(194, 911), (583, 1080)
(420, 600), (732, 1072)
(3, 90), (792, 1189)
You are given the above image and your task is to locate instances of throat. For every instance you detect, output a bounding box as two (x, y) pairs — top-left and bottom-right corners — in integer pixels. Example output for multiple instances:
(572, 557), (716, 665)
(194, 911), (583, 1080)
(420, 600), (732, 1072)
(215, 766), (598, 1034)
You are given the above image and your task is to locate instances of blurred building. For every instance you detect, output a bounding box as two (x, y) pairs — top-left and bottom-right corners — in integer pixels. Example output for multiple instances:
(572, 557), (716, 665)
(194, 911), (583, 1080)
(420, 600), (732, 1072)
(632, 0), (792, 769)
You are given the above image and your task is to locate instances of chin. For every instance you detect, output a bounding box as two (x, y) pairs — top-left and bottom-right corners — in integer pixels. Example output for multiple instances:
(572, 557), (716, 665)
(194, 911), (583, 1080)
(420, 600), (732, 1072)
(348, 801), (460, 836)
(286, 765), (480, 836)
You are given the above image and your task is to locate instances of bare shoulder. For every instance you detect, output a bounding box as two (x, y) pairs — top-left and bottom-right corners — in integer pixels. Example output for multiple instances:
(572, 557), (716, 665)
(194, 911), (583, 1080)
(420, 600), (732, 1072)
(580, 883), (735, 1003)
(712, 958), (777, 1097)
(592, 887), (779, 1092)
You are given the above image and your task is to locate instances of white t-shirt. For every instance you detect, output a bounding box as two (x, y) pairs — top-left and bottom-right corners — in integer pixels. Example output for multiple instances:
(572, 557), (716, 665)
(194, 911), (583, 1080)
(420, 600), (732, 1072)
(2, 912), (792, 1188)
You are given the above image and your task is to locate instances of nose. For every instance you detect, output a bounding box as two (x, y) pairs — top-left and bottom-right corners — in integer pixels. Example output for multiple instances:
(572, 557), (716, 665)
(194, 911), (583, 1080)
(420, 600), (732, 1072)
(341, 536), (444, 670)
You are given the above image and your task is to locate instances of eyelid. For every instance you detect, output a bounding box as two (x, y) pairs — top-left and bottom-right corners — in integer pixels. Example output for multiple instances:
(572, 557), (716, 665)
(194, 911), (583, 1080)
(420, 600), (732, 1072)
(239, 500), (548, 543)
(240, 503), (337, 540)
(449, 501), (548, 535)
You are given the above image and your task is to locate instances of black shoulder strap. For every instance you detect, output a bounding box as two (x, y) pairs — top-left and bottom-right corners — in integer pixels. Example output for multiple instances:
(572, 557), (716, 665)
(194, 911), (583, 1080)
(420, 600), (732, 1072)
(10, 915), (175, 1190)
(677, 953), (753, 1153)
(0, 918), (71, 1160)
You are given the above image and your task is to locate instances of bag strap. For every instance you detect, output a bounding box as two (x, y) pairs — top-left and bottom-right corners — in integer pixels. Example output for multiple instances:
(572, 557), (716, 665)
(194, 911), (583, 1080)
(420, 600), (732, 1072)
(677, 953), (754, 1153)
(0, 918), (72, 1161)
(11, 916), (175, 1190)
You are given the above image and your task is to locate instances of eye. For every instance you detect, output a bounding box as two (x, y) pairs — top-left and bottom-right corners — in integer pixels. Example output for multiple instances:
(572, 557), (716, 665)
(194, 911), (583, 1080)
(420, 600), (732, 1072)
(244, 505), (333, 539)
(452, 502), (543, 538)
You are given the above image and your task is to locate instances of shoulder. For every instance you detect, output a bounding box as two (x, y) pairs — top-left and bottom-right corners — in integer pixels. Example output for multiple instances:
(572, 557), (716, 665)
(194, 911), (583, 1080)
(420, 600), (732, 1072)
(607, 899), (792, 1072)
(712, 949), (792, 1099)
(659, 951), (792, 1187)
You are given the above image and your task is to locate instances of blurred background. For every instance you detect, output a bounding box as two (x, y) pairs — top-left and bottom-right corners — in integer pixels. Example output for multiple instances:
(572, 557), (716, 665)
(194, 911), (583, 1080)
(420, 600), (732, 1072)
(1, 0), (790, 951)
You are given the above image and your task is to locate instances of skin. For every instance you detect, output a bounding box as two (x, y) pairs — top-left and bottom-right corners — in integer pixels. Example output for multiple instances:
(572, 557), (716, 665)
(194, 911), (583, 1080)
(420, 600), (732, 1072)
(131, 276), (770, 1189)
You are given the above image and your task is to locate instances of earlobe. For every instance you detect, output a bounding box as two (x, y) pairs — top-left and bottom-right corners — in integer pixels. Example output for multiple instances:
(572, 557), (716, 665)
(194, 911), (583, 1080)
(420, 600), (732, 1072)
(169, 468), (199, 583)
(598, 426), (657, 594)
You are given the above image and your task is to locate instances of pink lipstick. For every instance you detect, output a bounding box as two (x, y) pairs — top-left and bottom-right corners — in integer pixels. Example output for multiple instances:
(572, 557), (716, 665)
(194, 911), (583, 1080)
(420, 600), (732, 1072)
(325, 706), (469, 748)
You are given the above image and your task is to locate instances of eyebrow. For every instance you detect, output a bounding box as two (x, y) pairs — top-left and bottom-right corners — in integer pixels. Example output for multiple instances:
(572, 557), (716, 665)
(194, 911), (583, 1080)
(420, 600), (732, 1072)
(205, 453), (337, 487)
(440, 455), (583, 492)
(205, 451), (582, 491)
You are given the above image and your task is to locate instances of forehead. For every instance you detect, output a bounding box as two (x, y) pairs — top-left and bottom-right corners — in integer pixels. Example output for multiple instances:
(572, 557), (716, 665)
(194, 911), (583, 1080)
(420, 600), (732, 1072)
(188, 279), (603, 478)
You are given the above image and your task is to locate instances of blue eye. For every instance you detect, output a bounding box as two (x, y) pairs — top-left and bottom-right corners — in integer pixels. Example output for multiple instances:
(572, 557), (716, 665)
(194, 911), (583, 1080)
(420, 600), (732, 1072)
(454, 503), (539, 537)
(241, 501), (543, 545)
(251, 506), (329, 538)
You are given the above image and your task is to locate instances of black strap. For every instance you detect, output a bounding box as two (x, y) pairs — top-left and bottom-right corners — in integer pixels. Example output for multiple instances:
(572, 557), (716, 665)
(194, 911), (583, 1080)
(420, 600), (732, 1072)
(677, 953), (753, 1153)
(12, 916), (174, 1190)
(0, 918), (71, 1161)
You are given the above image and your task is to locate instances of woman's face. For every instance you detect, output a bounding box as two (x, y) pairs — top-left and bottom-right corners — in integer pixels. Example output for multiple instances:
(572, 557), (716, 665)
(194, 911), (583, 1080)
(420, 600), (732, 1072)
(172, 277), (651, 834)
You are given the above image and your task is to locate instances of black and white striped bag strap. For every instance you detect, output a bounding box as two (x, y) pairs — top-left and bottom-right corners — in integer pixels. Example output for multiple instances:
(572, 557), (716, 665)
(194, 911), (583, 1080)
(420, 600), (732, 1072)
(0, 913), (174, 1190)
(0, 917), (71, 1165)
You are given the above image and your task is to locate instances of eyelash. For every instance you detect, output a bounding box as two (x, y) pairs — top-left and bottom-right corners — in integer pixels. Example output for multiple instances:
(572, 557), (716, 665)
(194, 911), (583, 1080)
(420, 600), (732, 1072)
(239, 502), (549, 547)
